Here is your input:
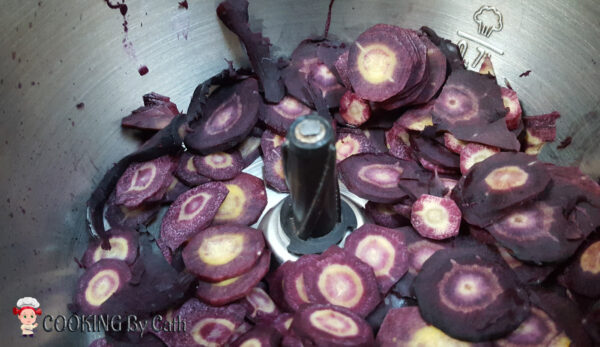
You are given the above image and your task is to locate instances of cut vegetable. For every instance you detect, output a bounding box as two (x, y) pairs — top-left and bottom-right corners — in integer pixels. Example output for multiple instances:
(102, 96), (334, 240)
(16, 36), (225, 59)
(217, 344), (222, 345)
(384, 122), (412, 161)
(266, 261), (295, 312)
(500, 87), (522, 131)
(230, 325), (282, 347)
(184, 78), (260, 154)
(363, 128), (389, 153)
(343, 224), (409, 293)
(411, 134), (460, 171)
(444, 132), (467, 154)
(411, 194), (461, 240)
(260, 129), (285, 158)
(523, 111), (560, 155)
(160, 181), (229, 251)
(115, 155), (175, 208)
(396, 103), (434, 131)
(495, 307), (561, 347)
(494, 245), (555, 285)
(242, 286), (281, 324)
(195, 249), (271, 306)
(105, 193), (161, 229)
(213, 173), (268, 225)
(305, 247), (381, 316)
(377, 306), (475, 347)
(259, 96), (312, 134)
(334, 50), (351, 88)
(478, 56), (495, 76)
(182, 224), (265, 282)
(459, 143), (499, 174)
(418, 157), (457, 175)
(162, 176), (190, 203)
(75, 259), (132, 314)
(193, 150), (244, 181)
(364, 201), (409, 228)
(82, 228), (138, 267)
(237, 136), (261, 168)
(292, 304), (374, 347)
(121, 92), (179, 131)
(339, 91), (371, 126)
(283, 254), (320, 312)
(335, 129), (377, 163)
(339, 153), (409, 203)
(273, 313), (294, 335)
(560, 235), (600, 298)
(175, 153), (211, 187)
(414, 247), (530, 341)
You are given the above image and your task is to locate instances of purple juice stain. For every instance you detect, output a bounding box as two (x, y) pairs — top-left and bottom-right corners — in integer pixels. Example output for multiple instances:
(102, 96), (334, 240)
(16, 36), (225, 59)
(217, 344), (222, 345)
(519, 70), (532, 77)
(104, 0), (147, 72)
(76, 102), (85, 110)
(138, 65), (149, 76)
(178, 1), (189, 9)
(557, 136), (572, 150)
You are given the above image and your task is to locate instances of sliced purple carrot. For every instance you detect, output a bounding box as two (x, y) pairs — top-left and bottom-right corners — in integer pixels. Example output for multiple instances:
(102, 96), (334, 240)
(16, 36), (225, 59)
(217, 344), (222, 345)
(174, 152), (211, 187)
(418, 157), (458, 175)
(443, 132), (467, 154)
(494, 245), (555, 285)
(334, 50), (351, 88)
(292, 304), (374, 347)
(583, 302), (600, 344)
(501, 87), (522, 131)
(377, 306), (477, 346)
(523, 111), (561, 155)
(229, 322), (254, 345)
(266, 261), (295, 312)
(259, 96), (312, 134)
(82, 228), (138, 267)
(75, 259), (132, 314)
(105, 192), (161, 229)
(230, 325), (282, 347)
(339, 91), (371, 126)
(410, 194), (461, 240)
(273, 313), (294, 335)
(184, 78), (260, 154)
(305, 248), (381, 317)
(121, 92), (179, 131)
(193, 150), (244, 181)
(182, 224), (265, 282)
(396, 103), (434, 131)
(242, 286), (281, 324)
(459, 143), (499, 174)
(440, 178), (458, 197)
(339, 153), (409, 203)
(260, 129), (285, 158)
(363, 128), (389, 153)
(384, 122), (412, 161)
(343, 224), (409, 293)
(411, 36), (448, 105)
(115, 155), (175, 208)
(410, 134), (460, 171)
(414, 247), (530, 342)
(559, 235), (600, 298)
(365, 201), (409, 228)
(495, 307), (563, 347)
(195, 249), (271, 306)
(478, 56), (495, 76)
(335, 129), (376, 163)
(160, 181), (229, 251)
(88, 338), (111, 347)
(213, 173), (268, 225)
(283, 254), (320, 312)
(161, 175), (190, 203)
(237, 136), (261, 168)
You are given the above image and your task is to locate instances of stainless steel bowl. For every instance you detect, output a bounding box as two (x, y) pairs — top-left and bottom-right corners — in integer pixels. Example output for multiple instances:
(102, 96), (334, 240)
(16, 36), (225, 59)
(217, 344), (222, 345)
(1, 0), (598, 345)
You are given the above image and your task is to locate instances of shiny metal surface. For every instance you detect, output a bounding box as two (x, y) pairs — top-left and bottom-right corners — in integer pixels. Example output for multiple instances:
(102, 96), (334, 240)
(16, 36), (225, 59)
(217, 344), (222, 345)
(0, 0), (598, 345)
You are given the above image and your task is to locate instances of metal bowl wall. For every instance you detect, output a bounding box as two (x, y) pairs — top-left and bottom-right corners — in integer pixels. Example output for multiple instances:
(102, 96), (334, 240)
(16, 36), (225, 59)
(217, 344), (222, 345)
(0, 0), (598, 345)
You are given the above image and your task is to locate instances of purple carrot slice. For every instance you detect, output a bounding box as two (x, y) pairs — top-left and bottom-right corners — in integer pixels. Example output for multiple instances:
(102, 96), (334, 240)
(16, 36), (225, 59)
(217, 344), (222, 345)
(335, 129), (377, 163)
(339, 91), (372, 126)
(273, 313), (294, 335)
(74, 259), (132, 314)
(263, 152), (289, 193)
(161, 176), (190, 203)
(348, 24), (416, 102)
(242, 286), (281, 324)
(493, 245), (555, 285)
(237, 136), (261, 168)
(523, 111), (560, 155)
(334, 50), (351, 88)
(121, 92), (179, 131)
(343, 224), (409, 293)
(384, 122), (412, 160)
(259, 96), (312, 134)
(411, 37), (448, 105)
(459, 143), (499, 174)
(418, 157), (457, 174)
(396, 103), (434, 131)
(559, 235), (600, 298)
(182, 224), (265, 282)
(184, 78), (260, 154)
(377, 306), (479, 346)
(339, 153), (410, 203)
(229, 322), (254, 345)
(364, 201), (409, 228)
(283, 254), (320, 312)
(266, 261), (295, 312)
(452, 152), (551, 227)
(304, 247), (381, 317)
(411, 194), (461, 240)
(410, 134), (460, 170)
(260, 129), (285, 158)
(363, 128), (389, 153)
(213, 173), (268, 225)
(82, 228), (139, 267)
(160, 181), (229, 251)
(501, 87), (522, 131)
(115, 155), (175, 208)
(193, 150), (244, 181)
(195, 249), (271, 306)
(494, 306), (564, 347)
(479, 56), (495, 76)
(414, 247), (530, 342)
(174, 152), (211, 187)
(443, 132), (467, 154)
(292, 304), (374, 347)
(230, 325), (282, 347)
(105, 192), (161, 229)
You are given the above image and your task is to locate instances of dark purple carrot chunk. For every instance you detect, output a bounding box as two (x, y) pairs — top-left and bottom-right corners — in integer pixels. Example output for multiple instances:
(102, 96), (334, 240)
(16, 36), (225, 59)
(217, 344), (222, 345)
(304, 247), (381, 317)
(339, 153), (409, 203)
(121, 92), (179, 131)
(195, 249), (271, 306)
(365, 201), (409, 228)
(193, 150), (243, 181)
(432, 69), (520, 151)
(335, 129), (376, 163)
(453, 152), (551, 227)
(363, 128), (389, 153)
(478, 56), (495, 76)
(282, 254), (320, 312)
(523, 111), (560, 155)
(230, 325), (282, 347)
(384, 122), (412, 160)
(343, 224), (409, 293)
(443, 132), (467, 154)
(414, 247), (530, 342)
(411, 37), (447, 104)
(182, 224), (265, 282)
(560, 235), (600, 298)
(501, 87), (522, 131)
(105, 192), (161, 229)
(377, 306), (477, 346)
(75, 259), (132, 314)
(292, 304), (374, 347)
(411, 194), (461, 240)
(396, 103), (434, 131)
(115, 155), (175, 208)
(259, 96), (312, 134)
(213, 173), (268, 225)
(339, 91), (372, 126)
(242, 286), (281, 324)
(237, 136), (261, 168)
(459, 143), (499, 174)
(160, 181), (229, 251)
(174, 152), (211, 187)
(82, 228), (138, 267)
(184, 78), (260, 154)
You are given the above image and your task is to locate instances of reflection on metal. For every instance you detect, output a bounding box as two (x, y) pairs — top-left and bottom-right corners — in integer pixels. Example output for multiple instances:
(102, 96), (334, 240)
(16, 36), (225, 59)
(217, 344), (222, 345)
(457, 30), (504, 55)
(473, 5), (504, 37)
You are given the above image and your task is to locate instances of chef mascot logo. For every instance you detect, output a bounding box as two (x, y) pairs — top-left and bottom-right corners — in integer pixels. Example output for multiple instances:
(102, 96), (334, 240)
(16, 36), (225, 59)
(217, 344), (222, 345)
(12, 297), (42, 337)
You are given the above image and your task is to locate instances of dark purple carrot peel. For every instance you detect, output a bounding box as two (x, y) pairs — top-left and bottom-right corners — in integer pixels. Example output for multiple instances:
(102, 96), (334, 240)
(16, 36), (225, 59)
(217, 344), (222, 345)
(121, 92), (179, 131)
